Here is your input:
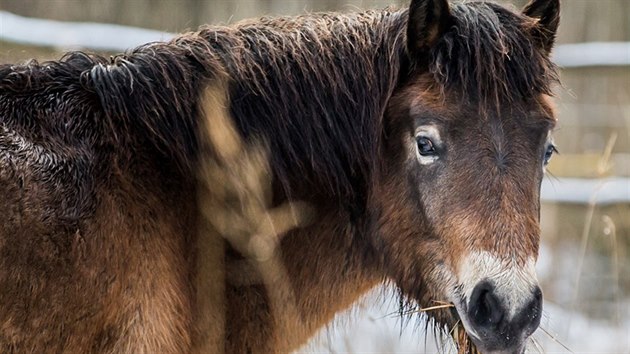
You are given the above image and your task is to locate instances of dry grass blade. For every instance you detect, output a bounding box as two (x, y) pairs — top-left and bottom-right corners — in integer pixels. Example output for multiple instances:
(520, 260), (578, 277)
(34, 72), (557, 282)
(569, 132), (618, 331)
(376, 301), (479, 353)
(452, 322), (481, 354)
(447, 320), (460, 337)
(414, 304), (455, 313)
(602, 215), (621, 326)
(538, 326), (574, 353)
(401, 303), (455, 317)
(377, 300), (454, 319)
(431, 300), (452, 306)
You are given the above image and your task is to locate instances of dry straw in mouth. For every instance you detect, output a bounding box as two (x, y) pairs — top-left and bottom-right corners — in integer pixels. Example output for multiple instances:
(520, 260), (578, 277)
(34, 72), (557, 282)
(412, 301), (480, 353)
(451, 322), (481, 354)
(379, 300), (479, 353)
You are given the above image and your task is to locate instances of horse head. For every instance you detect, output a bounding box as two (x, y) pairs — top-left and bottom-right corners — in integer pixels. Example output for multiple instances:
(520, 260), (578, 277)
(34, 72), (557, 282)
(375, 0), (559, 352)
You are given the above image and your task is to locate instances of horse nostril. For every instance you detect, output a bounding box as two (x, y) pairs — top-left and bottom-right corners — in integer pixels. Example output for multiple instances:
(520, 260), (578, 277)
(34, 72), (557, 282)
(534, 286), (543, 304)
(521, 285), (544, 335)
(468, 281), (504, 330)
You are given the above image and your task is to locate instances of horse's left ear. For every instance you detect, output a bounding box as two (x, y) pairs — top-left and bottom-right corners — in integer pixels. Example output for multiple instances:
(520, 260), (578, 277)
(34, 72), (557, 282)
(407, 0), (452, 58)
(522, 0), (560, 53)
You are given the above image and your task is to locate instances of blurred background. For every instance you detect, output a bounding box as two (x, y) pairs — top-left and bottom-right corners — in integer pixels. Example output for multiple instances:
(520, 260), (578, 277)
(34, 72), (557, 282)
(1, 0), (628, 352)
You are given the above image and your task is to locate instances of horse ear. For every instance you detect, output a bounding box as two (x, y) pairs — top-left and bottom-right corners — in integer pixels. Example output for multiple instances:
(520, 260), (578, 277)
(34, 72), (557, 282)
(407, 0), (452, 57)
(522, 0), (560, 53)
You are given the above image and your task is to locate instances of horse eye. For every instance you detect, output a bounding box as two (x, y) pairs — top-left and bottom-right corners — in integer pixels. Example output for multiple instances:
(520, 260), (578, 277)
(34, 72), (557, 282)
(416, 136), (436, 156)
(543, 144), (557, 166)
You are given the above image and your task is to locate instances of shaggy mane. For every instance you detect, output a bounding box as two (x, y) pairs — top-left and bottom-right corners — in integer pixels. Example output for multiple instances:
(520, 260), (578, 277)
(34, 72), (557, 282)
(0, 2), (558, 201)
(429, 2), (559, 109)
(192, 10), (408, 201)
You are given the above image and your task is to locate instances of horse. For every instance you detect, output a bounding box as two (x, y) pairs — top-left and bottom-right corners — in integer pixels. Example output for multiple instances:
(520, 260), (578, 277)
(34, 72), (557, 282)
(0, 0), (560, 352)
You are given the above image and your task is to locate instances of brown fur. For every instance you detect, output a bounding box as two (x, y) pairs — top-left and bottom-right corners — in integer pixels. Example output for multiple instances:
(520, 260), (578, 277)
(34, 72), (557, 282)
(0, 0), (560, 353)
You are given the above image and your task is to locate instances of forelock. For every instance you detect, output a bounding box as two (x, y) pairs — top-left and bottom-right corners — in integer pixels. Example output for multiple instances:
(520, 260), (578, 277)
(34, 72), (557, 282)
(428, 2), (559, 111)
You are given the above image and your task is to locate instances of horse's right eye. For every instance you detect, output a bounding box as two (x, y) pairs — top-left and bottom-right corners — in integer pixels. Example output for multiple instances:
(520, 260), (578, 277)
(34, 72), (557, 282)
(543, 144), (557, 166)
(416, 136), (436, 156)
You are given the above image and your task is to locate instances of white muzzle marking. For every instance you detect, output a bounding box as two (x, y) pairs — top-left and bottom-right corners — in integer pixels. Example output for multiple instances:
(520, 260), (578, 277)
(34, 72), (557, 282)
(457, 251), (538, 319)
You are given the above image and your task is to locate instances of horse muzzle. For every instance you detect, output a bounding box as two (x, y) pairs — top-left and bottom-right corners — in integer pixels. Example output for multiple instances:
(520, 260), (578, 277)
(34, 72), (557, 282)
(450, 252), (543, 353)
(460, 280), (543, 353)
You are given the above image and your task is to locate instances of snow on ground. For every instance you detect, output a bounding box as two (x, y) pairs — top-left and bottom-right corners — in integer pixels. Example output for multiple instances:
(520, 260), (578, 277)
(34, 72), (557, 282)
(299, 241), (629, 353)
(535, 301), (630, 353)
(300, 289), (446, 354)
(299, 292), (629, 353)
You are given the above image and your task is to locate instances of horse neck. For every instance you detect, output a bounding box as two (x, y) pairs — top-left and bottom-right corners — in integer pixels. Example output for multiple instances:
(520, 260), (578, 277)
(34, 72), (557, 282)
(201, 9), (408, 352)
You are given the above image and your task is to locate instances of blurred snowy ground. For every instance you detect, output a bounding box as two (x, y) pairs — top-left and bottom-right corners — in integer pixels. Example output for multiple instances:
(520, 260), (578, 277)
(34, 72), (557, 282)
(300, 241), (630, 353)
(299, 290), (630, 353)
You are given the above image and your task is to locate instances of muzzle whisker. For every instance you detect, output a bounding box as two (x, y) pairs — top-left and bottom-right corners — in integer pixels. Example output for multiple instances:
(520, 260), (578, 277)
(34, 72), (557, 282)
(528, 334), (545, 353)
(538, 326), (574, 353)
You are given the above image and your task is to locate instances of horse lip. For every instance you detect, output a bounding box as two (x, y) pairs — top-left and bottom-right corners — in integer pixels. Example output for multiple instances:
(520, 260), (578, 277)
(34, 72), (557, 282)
(469, 342), (527, 354)
(449, 305), (459, 320)
(451, 307), (529, 354)
(449, 296), (483, 343)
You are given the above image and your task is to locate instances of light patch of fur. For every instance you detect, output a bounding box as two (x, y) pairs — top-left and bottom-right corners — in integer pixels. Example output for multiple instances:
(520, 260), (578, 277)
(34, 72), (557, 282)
(457, 251), (538, 319)
(0, 127), (63, 167)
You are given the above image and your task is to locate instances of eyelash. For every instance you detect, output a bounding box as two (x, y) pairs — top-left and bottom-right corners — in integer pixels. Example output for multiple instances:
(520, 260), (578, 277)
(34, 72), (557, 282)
(543, 144), (557, 166)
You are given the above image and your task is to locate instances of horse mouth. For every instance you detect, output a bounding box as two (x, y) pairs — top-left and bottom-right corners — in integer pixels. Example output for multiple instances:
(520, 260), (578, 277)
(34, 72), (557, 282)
(418, 301), (480, 353)
(448, 307), (482, 354)
(448, 304), (529, 354)
(451, 321), (482, 354)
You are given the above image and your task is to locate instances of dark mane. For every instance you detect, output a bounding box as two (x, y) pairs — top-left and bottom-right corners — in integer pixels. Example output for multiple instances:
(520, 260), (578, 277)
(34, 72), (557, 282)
(1, 10), (409, 203)
(0, 53), (99, 93)
(192, 10), (408, 201)
(428, 2), (558, 110)
(1, 43), (225, 172)
(0, 2), (558, 200)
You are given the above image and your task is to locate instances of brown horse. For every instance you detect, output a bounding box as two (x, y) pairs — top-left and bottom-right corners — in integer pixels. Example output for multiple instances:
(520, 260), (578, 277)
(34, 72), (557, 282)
(0, 0), (560, 353)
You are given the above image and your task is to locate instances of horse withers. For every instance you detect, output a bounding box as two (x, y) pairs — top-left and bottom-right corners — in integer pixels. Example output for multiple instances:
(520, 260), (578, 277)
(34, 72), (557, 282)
(0, 0), (560, 353)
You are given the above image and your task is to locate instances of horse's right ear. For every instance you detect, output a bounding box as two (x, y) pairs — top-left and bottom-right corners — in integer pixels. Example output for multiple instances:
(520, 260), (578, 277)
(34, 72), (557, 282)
(407, 0), (452, 57)
(522, 0), (560, 53)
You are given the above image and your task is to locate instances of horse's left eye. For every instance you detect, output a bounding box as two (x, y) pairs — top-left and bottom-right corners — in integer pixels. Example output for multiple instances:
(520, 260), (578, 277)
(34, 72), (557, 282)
(543, 144), (557, 166)
(416, 136), (436, 156)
